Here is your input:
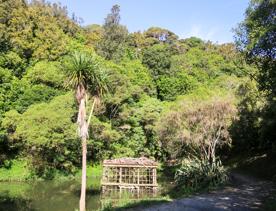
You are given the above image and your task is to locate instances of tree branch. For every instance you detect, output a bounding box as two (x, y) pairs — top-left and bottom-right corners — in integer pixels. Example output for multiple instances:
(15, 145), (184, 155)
(87, 98), (96, 127)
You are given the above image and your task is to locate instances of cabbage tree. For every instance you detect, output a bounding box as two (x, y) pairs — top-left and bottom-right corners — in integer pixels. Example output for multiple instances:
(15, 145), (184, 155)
(65, 51), (108, 211)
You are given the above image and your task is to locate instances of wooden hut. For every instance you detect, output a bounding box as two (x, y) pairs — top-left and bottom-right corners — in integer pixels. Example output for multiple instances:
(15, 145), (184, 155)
(101, 157), (158, 197)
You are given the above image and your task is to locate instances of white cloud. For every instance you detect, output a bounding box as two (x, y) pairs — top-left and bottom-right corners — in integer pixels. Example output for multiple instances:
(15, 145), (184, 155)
(205, 27), (218, 41)
(189, 25), (201, 38)
(183, 24), (219, 42)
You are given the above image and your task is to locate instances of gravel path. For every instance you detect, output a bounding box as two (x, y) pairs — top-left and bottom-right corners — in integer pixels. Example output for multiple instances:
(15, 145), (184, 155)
(131, 173), (275, 211)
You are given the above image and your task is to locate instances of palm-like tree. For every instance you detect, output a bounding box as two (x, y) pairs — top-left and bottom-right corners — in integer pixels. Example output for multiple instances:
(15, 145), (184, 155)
(65, 51), (108, 211)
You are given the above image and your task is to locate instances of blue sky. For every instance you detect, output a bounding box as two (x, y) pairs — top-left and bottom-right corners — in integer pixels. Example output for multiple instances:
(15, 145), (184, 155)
(48, 0), (249, 44)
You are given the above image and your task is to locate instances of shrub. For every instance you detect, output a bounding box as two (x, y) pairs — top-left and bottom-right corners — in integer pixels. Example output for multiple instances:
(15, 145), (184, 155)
(175, 158), (228, 190)
(157, 95), (236, 161)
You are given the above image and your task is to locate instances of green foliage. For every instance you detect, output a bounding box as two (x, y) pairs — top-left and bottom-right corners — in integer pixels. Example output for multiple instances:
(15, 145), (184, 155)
(96, 5), (128, 61)
(103, 60), (152, 113)
(115, 96), (164, 159)
(8, 2), (69, 61)
(24, 61), (65, 88)
(15, 84), (64, 113)
(235, 0), (276, 150)
(144, 27), (178, 44)
(157, 72), (197, 101)
(0, 0), (84, 66)
(235, 0), (276, 95)
(142, 44), (172, 79)
(0, 51), (27, 77)
(0, 0), (267, 183)
(259, 99), (276, 150)
(182, 37), (205, 49)
(0, 71), (64, 115)
(100, 196), (171, 211)
(0, 159), (31, 182)
(231, 80), (264, 150)
(171, 48), (222, 78)
(2, 93), (79, 178)
(84, 24), (104, 47)
(119, 60), (155, 95)
(0, 67), (14, 118)
(175, 158), (228, 190)
(3, 93), (76, 145)
(88, 116), (121, 161)
(64, 51), (109, 97)
(75, 164), (103, 179)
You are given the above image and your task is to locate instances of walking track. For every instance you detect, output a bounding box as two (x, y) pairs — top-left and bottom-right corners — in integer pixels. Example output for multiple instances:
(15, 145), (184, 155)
(131, 173), (275, 211)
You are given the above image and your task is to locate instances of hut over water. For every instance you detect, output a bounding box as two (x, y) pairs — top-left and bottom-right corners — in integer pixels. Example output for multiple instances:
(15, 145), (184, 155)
(101, 157), (158, 197)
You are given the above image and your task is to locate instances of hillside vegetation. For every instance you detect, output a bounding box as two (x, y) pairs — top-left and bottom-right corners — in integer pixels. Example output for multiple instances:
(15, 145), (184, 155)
(0, 0), (275, 190)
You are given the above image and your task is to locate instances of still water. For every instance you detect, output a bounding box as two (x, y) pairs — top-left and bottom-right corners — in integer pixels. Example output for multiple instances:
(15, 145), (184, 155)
(0, 177), (102, 211)
(0, 177), (170, 211)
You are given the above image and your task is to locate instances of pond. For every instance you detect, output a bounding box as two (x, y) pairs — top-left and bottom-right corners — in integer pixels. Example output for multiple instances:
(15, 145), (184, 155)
(0, 178), (101, 211)
(0, 176), (172, 211)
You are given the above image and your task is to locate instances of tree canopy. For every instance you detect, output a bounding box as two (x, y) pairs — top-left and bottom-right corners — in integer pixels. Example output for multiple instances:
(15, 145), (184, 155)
(0, 0), (274, 182)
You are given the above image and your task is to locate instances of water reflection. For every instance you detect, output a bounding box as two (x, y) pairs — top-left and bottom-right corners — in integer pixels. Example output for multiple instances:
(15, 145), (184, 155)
(0, 177), (171, 211)
(0, 179), (101, 211)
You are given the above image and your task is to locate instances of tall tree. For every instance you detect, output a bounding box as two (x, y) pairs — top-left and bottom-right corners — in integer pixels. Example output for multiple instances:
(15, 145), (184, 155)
(157, 97), (236, 163)
(64, 51), (108, 211)
(235, 0), (276, 96)
(235, 0), (276, 149)
(144, 27), (178, 44)
(0, 0), (82, 65)
(96, 5), (128, 60)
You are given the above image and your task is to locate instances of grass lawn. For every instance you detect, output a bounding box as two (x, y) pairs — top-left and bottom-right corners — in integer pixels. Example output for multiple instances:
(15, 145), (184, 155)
(0, 159), (31, 182)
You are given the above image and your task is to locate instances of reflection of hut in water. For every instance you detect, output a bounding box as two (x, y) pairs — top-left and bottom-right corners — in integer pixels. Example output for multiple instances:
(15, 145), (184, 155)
(101, 157), (158, 197)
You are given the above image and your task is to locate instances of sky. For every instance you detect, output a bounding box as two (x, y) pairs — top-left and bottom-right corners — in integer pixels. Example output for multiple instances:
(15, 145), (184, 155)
(47, 0), (250, 44)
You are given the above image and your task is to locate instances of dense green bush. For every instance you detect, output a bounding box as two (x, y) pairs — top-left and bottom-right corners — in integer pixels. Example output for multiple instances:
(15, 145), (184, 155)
(235, 0), (276, 151)
(1, 93), (79, 178)
(175, 158), (228, 190)
(157, 72), (197, 101)
(142, 44), (173, 80)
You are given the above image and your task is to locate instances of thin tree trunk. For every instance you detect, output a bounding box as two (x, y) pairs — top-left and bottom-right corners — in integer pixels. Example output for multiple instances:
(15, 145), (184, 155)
(80, 137), (87, 211)
(77, 86), (98, 211)
(87, 99), (96, 127)
(210, 125), (222, 166)
(77, 93), (88, 211)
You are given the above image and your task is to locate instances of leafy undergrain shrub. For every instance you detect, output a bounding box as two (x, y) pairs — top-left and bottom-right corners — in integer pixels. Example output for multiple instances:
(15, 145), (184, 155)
(175, 158), (228, 190)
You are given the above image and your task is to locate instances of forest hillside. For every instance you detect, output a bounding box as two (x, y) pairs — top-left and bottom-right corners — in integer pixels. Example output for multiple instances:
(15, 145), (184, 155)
(0, 0), (275, 185)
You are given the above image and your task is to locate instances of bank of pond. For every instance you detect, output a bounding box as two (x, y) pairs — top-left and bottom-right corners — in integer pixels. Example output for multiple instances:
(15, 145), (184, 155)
(0, 163), (177, 211)
(1, 158), (232, 210)
(0, 176), (174, 211)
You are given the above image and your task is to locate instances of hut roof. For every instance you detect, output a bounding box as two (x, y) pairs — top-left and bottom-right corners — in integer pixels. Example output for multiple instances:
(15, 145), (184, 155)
(103, 157), (158, 167)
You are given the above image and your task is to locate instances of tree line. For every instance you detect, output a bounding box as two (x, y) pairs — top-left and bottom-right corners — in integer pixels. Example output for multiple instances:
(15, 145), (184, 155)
(0, 0), (274, 187)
